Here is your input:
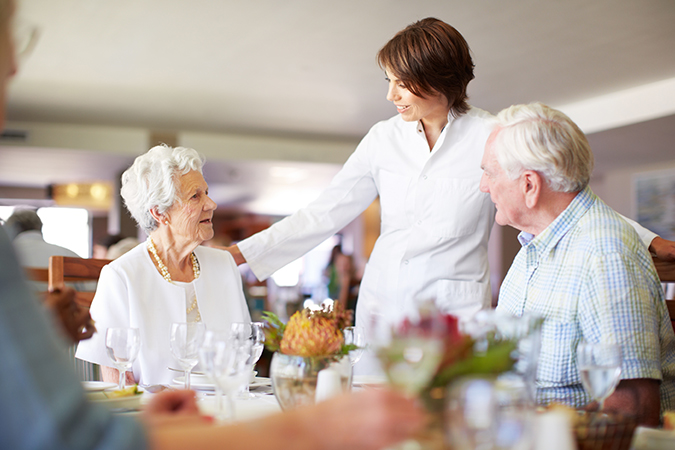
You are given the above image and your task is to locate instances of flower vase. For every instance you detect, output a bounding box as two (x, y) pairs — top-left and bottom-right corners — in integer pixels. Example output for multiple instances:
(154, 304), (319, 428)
(270, 352), (352, 410)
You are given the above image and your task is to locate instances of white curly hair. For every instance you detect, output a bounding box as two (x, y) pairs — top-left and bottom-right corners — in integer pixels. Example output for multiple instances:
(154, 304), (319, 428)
(121, 145), (205, 234)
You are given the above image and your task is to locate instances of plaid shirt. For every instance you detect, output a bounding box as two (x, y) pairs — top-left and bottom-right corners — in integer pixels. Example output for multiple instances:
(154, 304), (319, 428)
(497, 187), (675, 411)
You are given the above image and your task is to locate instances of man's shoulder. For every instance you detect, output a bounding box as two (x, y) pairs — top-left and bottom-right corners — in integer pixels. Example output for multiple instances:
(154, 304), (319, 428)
(572, 199), (643, 255)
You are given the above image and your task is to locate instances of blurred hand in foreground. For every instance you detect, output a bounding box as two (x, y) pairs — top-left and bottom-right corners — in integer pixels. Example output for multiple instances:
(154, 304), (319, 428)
(142, 390), (209, 427)
(291, 388), (426, 450)
(44, 287), (96, 343)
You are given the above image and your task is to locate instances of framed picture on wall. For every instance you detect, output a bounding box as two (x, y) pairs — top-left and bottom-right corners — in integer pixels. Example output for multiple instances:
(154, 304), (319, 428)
(633, 168), (675, 241)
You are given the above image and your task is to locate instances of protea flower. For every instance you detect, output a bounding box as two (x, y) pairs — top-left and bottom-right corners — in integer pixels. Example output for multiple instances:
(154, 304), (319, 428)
(280, 308), (344, 357)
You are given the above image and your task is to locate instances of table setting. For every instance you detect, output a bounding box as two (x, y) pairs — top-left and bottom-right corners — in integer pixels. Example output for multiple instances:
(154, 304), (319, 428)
(84, 307), (675, 449)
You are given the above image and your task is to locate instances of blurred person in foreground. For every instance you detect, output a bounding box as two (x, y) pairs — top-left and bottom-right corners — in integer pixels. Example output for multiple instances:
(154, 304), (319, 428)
(0, 1), (424, 449)
(483, 103), (675, 426)
(76, 145), (252, 386)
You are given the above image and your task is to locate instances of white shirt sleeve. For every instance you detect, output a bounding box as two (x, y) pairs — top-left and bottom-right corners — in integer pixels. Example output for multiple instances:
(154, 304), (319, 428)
(238, 136), (378, 281)
(619, 213), (658, 248)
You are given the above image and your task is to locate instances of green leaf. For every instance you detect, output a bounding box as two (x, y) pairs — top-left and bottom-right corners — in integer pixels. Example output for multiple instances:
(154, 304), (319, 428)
(430, 340), (517, 388)
(262, 311), (286, 353)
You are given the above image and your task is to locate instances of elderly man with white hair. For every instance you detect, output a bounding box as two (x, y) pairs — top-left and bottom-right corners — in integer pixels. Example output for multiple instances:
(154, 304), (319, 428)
(481, 102), (675, 426)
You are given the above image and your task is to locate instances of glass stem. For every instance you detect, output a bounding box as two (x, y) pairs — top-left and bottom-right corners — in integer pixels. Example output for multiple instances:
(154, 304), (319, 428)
(118, 368), (125, 390)
(225, 390), (236, 422)
(184, 369), (191, 390)
(215, 386), (224, 423)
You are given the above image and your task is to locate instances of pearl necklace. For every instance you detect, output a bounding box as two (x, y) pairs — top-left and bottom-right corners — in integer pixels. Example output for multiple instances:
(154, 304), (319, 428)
(148, 238), (202, 322)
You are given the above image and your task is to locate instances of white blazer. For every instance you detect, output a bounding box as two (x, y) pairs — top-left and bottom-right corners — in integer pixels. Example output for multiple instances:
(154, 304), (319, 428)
(76, 241), (250, 385)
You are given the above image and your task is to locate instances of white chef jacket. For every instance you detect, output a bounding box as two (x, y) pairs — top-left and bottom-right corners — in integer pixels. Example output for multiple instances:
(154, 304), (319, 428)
(76, 241), (250, 385)
(239, 107), (497, 371)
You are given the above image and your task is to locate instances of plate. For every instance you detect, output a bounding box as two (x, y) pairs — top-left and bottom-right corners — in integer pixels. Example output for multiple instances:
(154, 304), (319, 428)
(250, 377), (271, 388)
(171, 375), (271, 391)
(172, 374), (215, 390)
(86, 389), (144, 411)
(82, 381), (118, 392)
(168, 367), (205, 376)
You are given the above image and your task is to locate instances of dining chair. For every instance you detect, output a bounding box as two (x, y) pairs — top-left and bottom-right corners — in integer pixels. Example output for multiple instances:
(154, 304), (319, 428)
(48, 255), (111, 308)
(48, 255), (112, 381)
(653, 256), (675, 330)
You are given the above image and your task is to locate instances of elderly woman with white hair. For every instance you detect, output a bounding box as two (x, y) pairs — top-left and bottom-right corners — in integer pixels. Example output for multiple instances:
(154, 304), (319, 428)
(76, 145), (250, 386)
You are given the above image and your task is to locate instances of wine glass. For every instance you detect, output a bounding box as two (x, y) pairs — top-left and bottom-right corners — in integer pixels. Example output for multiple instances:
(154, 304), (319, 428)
(576, 341), (622, 410)
(170, 322), (206, 390)
(368, 308), (445, 396)
(105, 327), (141, 391)
(199, 330), (254, 422)
(230, 322), (265, 399)
(343, 326), (365, 366)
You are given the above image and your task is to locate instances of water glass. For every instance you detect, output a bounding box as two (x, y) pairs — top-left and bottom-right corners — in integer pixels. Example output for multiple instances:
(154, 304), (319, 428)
(170, 322), (206, 390)
(105, 327), (141, 390)
(576, 341), (622, 410)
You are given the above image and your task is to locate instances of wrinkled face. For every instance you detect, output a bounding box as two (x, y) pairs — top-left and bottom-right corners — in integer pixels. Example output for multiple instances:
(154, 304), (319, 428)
(479, 129), (527, 230)
(165, 170), (217, 244)
(384, 69), (448, 126)
(0, 0), (18, 129)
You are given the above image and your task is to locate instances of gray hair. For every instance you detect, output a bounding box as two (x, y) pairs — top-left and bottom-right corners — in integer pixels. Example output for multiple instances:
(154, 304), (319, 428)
(121, 145), (205, 234)
(492, 102), (594, 193)
(5, 208), (42, 240)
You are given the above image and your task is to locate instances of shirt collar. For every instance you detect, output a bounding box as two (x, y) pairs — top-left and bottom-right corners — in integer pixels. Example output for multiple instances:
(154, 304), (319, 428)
(415, 111), (456, 135)
(517, 186), (596, 259)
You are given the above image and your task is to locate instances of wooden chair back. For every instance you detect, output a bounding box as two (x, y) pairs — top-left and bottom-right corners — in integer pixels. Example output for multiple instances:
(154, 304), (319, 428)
(24, 267), (49, 283)
(48, 256), (112, 308)
(654, 257), (675, 330)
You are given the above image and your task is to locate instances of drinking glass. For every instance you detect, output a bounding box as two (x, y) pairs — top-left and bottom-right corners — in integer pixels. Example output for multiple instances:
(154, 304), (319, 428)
(343, 326), (365, 366)
(199, 330), (254, 422)
(230, 321), (265, 399)
(105, 327), (141, 391)
(170, 322), (206, 390)
(447, 378), (534, 450)
(368, 308), (445, 396)
(576, 341), (622, 410)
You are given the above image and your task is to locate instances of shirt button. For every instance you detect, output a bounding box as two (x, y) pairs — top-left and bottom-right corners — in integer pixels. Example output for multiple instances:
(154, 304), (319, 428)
(423, 175), (428, 180)
(404, 260), (409, 265)
(417, 220), (422, 226)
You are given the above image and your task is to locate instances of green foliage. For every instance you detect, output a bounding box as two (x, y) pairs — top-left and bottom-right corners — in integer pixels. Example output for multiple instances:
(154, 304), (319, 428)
(262, 311), (285, 353)
(430, 338), (517, 388)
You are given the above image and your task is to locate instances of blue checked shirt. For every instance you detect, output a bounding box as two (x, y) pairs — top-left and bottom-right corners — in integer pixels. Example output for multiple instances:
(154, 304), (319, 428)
(497, 187), (675, 412)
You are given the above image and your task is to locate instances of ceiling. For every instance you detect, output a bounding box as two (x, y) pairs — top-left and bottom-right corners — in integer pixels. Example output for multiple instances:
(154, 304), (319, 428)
(2, 0), (675, 214)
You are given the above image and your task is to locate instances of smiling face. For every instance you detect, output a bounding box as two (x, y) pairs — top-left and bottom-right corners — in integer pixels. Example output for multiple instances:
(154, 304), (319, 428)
(165, 170), (217, 245)
(479, 128), (527, 230)
(385, 69), (449, 127)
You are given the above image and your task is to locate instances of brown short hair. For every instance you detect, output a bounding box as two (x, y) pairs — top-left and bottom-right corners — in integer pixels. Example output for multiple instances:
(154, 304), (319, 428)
(377, 18), (474, 117)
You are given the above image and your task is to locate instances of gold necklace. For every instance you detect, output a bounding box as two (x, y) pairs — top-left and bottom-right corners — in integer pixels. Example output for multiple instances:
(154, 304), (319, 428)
(148, 238), (202, 322)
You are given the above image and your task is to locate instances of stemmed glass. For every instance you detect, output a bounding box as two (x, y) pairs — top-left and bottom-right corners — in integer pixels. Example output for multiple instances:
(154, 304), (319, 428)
(170, 322), (206, 390)
(230, 322), (265, 399)
(368, 308), (445, 396)
(199, 330), (254, 422)
(105, 327), (141, 391)
(343, 326), (365, 366)
(576, 341), (623, 410)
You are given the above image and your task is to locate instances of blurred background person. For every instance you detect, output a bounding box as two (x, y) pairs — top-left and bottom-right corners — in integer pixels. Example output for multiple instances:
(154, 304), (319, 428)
(92, 233), (123, 259)
(5, 208), (80, 267)
(106, 236), (140, 259)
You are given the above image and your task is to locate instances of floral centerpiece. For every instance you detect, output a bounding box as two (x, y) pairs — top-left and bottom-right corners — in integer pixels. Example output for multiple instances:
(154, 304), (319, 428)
(415, 312), (519, 411)
(262, 303), (357, 410)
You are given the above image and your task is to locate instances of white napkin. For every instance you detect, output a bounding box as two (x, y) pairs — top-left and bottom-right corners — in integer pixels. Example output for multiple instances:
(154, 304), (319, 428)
(315, 368), (342, 403)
